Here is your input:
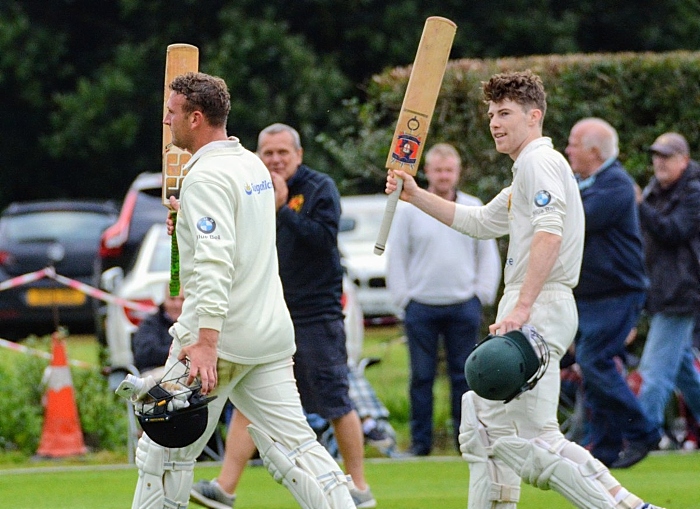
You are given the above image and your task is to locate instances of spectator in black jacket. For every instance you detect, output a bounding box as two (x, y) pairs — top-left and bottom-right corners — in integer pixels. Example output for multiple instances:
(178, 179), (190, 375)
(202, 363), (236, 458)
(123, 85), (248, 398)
(131, 288), (183, 378)
(631, 132), (700, 466)
(565, 118), (659, 468)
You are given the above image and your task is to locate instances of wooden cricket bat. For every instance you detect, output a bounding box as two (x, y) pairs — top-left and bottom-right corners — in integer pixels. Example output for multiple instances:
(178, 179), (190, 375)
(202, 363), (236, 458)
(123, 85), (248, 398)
(162, 43), (199, 296)
(373, 17), (456, 256)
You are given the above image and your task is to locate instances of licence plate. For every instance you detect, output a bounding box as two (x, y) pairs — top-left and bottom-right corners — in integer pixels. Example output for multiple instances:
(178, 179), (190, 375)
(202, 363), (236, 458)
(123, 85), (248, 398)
(26, 288), (86, 307)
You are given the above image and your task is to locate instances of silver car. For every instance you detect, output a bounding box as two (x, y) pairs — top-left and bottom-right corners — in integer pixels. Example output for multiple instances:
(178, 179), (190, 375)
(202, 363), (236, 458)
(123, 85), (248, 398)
(339, 194), (398, 322)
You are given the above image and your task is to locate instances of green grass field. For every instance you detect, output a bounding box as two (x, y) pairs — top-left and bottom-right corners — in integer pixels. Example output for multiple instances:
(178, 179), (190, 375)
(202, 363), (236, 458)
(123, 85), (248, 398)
(1, 453), (698, 508)
(1, 328), (699, 508)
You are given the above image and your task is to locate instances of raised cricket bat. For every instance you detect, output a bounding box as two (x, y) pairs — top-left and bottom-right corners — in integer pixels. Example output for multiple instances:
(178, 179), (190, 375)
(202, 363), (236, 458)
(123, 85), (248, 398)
(162, 43), (199, 296)
(373, 17), (456, 256)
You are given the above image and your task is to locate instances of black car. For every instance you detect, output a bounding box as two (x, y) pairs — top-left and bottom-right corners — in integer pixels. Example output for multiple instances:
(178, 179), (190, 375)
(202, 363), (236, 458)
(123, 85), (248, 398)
(0, 200), (118, 340)
(93, 172), (166, 344)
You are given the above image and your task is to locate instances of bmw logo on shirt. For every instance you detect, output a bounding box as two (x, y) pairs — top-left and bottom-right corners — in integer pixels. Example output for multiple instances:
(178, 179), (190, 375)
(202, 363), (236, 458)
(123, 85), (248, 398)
(196, 217), (220, 239)
(197, 217), (217, 233)
(534, 190), (551, 207)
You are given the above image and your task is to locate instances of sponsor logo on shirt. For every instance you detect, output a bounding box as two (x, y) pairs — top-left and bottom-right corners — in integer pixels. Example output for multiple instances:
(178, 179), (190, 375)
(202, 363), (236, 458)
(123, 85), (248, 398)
(532, 190), (555, 216)
(197, 217), (216, 233)
(534, 190), (551, 207)
(196, 217), (221, 239)
(244, 179), (273, 195)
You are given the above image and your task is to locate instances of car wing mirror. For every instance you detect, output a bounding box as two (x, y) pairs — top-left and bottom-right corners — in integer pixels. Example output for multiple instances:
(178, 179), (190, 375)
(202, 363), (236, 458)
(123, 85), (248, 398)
(101, 266), (124, 293)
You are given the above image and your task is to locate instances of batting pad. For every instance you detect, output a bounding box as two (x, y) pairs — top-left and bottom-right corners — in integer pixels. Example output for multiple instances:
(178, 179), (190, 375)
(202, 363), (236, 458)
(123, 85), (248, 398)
(492, 436), (641, 509)
(247, 424), (355, 509)
(459, 391), (520, 508)
(132, 434), (194, 509)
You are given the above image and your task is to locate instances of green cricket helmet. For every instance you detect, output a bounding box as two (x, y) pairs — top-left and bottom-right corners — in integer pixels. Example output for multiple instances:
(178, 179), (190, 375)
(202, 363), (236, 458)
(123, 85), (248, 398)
(464, 325), (550, 403)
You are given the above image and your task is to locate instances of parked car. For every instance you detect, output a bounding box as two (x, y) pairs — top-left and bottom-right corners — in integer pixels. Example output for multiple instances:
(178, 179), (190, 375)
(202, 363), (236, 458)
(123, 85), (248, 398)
(339, 194), (397, 322)
(0, 200), (118, 339)
(93, 172), (165, 344)
(101, 223), (170, 367)
(95, 171), (165, 277)
(102, 224), (365, 368)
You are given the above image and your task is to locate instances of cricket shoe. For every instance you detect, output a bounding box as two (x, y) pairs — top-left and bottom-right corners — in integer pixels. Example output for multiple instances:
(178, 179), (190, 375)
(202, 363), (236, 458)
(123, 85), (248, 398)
(190, 479), (235, 509)
(364, 423), (394, 450)
(349, 485), (377, 508)
(610, 437), (658, 469)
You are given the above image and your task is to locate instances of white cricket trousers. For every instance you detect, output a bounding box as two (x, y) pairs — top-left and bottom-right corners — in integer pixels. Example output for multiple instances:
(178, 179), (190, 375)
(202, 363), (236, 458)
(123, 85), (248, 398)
(476, 282), (578, 444)
(162, 343), (330, 461)
(131, 337), (353, 509)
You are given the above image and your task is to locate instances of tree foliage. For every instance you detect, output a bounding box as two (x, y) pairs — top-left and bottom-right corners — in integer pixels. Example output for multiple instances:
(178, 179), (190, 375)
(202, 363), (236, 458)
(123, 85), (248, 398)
(0, 0), (699, 206)
(335, 51), (700, 201)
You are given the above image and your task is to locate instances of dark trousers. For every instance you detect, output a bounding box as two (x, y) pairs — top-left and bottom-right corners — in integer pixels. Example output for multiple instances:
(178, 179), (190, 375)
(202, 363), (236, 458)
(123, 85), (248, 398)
(575, 291), (658, 465)
(403, 297), (482, 454)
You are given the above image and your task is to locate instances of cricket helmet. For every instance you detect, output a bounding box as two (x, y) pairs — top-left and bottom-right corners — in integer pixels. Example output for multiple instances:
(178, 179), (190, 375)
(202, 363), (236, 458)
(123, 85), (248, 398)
(464, 325), (550, 403)
(136, 363), (217, 448)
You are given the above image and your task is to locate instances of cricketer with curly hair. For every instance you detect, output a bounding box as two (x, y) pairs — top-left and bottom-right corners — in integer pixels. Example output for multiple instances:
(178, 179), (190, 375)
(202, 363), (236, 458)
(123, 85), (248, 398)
(385, 70), (665, 509)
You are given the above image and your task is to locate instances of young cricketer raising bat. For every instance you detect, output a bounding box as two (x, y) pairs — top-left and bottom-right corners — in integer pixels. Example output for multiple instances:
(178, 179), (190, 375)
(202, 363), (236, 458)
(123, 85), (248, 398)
(384, 70), (667, 509)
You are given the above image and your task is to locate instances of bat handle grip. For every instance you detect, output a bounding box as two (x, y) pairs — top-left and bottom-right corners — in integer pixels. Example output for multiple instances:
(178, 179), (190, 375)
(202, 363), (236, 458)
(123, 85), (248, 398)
(374, 177), (403, 256)
(169, 210), (180, 297)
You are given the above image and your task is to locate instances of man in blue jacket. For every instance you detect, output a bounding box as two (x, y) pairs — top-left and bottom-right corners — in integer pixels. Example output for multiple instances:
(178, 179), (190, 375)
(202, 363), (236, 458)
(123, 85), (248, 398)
(565, 118), (660, 467)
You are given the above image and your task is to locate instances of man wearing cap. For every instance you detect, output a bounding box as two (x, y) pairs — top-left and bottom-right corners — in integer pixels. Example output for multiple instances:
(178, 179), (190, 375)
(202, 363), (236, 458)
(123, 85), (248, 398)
(621, 132), (700, 467)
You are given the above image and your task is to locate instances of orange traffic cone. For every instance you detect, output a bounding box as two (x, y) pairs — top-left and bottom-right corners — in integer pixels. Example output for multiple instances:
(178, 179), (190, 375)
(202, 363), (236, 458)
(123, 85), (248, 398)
(36, 331), (88, 457)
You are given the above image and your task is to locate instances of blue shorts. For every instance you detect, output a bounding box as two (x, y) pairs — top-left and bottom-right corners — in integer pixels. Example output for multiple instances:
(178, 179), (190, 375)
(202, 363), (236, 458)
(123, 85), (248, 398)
(293, 318), (353, 421)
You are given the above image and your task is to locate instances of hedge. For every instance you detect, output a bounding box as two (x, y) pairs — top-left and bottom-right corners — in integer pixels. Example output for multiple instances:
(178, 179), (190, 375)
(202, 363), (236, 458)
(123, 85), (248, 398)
(332, 51), (700, 201)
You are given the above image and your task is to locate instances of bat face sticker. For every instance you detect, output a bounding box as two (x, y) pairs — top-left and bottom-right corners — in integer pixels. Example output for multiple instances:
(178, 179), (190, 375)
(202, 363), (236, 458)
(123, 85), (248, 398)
(392, 132), (421, 166)
(197, 217), (217, 234)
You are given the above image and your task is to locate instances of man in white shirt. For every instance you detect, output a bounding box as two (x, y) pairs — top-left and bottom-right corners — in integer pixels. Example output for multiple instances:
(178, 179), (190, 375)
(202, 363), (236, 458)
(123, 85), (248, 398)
(387, 142), (501, 456)
(131, 72), (355, 509)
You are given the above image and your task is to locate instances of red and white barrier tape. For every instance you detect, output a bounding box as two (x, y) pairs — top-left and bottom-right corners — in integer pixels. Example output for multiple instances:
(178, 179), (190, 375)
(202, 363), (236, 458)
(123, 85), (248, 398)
(0, 267), (52, 292)
(49, 270), (157, 313)
(0, 266), (157, 313)
(0, 337), (93, 369)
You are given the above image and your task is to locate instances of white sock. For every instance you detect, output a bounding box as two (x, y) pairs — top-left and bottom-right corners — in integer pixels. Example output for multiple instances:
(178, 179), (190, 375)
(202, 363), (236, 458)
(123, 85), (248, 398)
(614, 488), (647, 509)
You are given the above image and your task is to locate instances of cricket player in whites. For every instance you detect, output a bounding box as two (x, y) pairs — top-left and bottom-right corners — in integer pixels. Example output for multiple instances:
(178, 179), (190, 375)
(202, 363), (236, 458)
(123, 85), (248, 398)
(132, 71), (355, 509)
(384, 70), (665, 509)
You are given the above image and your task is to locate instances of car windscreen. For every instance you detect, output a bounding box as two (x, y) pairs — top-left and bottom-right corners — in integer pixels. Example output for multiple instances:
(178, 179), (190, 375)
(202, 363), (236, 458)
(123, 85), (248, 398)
(149, 234), (173, 273)
(338, 209), (383, 244)
(0, 211), (114, 244)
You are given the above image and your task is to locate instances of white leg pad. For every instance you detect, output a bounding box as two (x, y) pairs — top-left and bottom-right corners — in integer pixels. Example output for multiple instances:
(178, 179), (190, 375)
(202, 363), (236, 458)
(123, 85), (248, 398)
(132, 434), (194, 509)
(458, 392), (520, 509)
(492, 436), (640, 509)
(248, 424), (354, 509)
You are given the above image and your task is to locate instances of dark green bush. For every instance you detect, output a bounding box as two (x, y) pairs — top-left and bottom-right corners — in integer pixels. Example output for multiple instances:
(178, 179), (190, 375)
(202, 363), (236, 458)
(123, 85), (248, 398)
(0, 353), (45, 454)
(73, 366), (129, 451)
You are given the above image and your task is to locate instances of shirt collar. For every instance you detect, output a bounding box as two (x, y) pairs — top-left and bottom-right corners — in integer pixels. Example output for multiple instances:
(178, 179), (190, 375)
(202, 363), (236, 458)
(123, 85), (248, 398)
(576, 156), (617, 191)
(185, 138), (241, 170)
(512, 137), (553, 176)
